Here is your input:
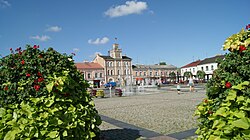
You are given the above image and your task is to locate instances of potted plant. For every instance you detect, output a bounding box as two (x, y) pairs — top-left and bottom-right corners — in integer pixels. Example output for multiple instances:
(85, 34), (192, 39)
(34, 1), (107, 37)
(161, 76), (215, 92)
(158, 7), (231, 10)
(115, 89), (122, 97)
(96, 90), (104, 98)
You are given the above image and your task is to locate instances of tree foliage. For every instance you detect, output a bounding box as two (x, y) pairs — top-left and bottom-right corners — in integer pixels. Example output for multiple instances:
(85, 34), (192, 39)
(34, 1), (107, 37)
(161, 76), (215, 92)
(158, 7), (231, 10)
(197, 70), (206, 80)
(0, 45), (101, 140)
(195, 25), (250, 139)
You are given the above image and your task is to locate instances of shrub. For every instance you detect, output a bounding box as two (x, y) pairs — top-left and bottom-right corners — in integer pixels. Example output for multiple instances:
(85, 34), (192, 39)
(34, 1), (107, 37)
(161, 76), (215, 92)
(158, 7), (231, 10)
(0, 45), (101, 140)
(195, 25), (250, 139)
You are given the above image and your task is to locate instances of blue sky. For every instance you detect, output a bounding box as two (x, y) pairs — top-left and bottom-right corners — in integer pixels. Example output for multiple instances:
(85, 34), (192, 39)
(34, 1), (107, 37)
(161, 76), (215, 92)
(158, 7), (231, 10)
(0, 0), (249, 67)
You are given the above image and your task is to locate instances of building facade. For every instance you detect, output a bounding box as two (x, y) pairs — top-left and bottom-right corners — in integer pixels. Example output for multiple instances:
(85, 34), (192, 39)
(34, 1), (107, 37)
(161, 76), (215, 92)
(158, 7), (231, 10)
(180, 60), (201, 80)
(197, 55), (225, 80)
(181, 55), (225, 81)
(93, 43), (133, 86)
(132, 64), (178, 85)
(75, 62), (104, 87)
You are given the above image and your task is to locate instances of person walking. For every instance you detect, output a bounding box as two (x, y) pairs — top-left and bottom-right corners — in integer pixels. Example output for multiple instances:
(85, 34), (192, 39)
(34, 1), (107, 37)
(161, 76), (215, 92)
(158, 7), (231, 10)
(177, 82), (181, 94)
(189, 76), (194, 92)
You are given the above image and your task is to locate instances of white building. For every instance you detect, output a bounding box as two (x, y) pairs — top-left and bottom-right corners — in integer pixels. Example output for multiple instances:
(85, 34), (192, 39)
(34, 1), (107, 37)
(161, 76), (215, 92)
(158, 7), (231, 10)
(181, 55), (225, 81)
(180, 60), (201, 79)
(197, 55), (225, 80)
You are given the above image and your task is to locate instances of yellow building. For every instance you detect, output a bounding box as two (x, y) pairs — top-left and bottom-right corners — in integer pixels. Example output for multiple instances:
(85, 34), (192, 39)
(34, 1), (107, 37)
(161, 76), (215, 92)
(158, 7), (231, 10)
(93, 43), (133, 86)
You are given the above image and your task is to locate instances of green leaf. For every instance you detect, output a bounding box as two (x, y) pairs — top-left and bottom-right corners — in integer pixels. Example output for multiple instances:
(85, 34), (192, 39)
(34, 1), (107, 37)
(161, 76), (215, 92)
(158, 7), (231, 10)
(233, 111), (245, 119)
(232, 118), (250, 129)
(215, 107), (228, 117)
(232, 81), (250, 90)
(63, 130), (67, 137)
(4, 129), (20, 140)
(226, 90), (237, 101)
(46, 82), (54, 93)
(47, 131), (58, 138)
(0, 108), (6, 117)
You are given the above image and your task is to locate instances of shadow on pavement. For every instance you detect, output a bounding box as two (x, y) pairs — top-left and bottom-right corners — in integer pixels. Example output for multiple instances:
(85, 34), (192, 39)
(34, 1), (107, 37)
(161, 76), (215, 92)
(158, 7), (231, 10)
(100, 128), (141, 140)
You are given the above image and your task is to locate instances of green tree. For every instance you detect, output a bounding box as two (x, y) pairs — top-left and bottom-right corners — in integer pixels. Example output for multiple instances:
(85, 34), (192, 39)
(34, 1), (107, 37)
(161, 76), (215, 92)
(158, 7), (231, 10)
(169, 72), (176, 81)
(195, 26), (250, 139)
(159, 61), (167, 65)
(183, 71), (192, 80)
(0, 45), (101, 140)
(196, 70), (206, 81)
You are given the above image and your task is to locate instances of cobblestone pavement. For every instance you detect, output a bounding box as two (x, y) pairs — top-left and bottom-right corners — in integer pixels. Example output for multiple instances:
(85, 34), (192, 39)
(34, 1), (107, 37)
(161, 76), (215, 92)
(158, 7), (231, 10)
(94, 88), (206, 140)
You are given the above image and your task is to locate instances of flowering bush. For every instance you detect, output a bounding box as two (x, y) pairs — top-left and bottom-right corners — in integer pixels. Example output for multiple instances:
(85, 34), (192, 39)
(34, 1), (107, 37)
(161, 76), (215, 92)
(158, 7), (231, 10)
(0, 45), (101, 139)
(195, 25), (250, 139)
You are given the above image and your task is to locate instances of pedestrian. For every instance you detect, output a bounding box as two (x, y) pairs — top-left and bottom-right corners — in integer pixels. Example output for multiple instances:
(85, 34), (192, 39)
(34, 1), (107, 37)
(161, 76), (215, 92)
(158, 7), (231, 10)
(189, 76), (194, 92)
(177, 82), (181, 94)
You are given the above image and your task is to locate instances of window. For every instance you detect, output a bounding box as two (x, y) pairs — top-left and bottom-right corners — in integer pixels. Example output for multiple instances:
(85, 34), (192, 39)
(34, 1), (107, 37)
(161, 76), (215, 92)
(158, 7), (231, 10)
(150, 72), (152, 76)
(136, 72), (138, 76)
(110, 62), (113, 67)
(211, 65), (214, 70)
(155, 72), (158, 76)
(107, 70), (110, 75)
(117, 70), (120, 75)
(111, 70), (113, 75)
(193, 68), (195, 73)
(140, 72), (142, 76)
(144, 72), (146, 76)
(88, 73), (91, 79)
(95, 73), (98, 78)
(100, 73), (102, 78)
(206, 66), (209, 71)
(201, 67), (204, 71)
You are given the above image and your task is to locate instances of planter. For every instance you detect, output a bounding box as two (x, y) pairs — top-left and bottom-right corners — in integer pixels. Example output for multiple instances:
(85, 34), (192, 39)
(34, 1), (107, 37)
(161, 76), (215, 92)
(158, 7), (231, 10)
(96, 90), (104, 98)
(115, 89), (122, 97)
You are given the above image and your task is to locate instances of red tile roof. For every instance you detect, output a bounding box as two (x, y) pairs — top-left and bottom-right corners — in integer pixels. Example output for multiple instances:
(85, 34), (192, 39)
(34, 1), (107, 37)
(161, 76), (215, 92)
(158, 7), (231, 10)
(75, 62), (104, 69)
(181, 60), (201, 68)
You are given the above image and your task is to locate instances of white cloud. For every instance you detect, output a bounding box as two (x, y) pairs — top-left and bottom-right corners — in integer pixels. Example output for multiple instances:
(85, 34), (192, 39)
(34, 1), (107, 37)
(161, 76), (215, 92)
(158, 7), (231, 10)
(0, 0), (11, 8)
(104, 1), (147, 18)
(88, 37), (109, 45)
(46, 26), (62, 32)
(30, 35), (51, 42)
(73, 48), (79, 52)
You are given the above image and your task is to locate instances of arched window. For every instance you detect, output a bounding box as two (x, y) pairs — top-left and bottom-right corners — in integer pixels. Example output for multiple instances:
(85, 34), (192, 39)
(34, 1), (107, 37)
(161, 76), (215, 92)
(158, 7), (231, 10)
(111, 70), (113, 75)
(211, 65), (214, 70)
(100, 73), (102, 78)
(117, 70), (120, 75)
(88, 73), (91, 79)
(107, 70), (110, 75)
(95, 73), (98, 78)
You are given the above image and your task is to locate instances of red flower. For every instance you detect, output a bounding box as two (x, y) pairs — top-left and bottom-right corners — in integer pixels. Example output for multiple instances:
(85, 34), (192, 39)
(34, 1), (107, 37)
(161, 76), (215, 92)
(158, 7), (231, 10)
(204, 99), (208, 103)
(208, 110), (213, 114)
(239, 45), (246, 52)
(10, 48), (12, 51)
(37, 72), (42, 77)
(19, 51), (22, 55)
(4, 86), (8, 91)
(39, 54), (43, 58)
(225, 82), (232, 88)
(21, 60), (25, 65)
(246, 24), (250, 30)
(33, 45), (39, 49)
(26, 73), (31, 77)
(34, 85), (40, 91)
(38, 77), (44, 82)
